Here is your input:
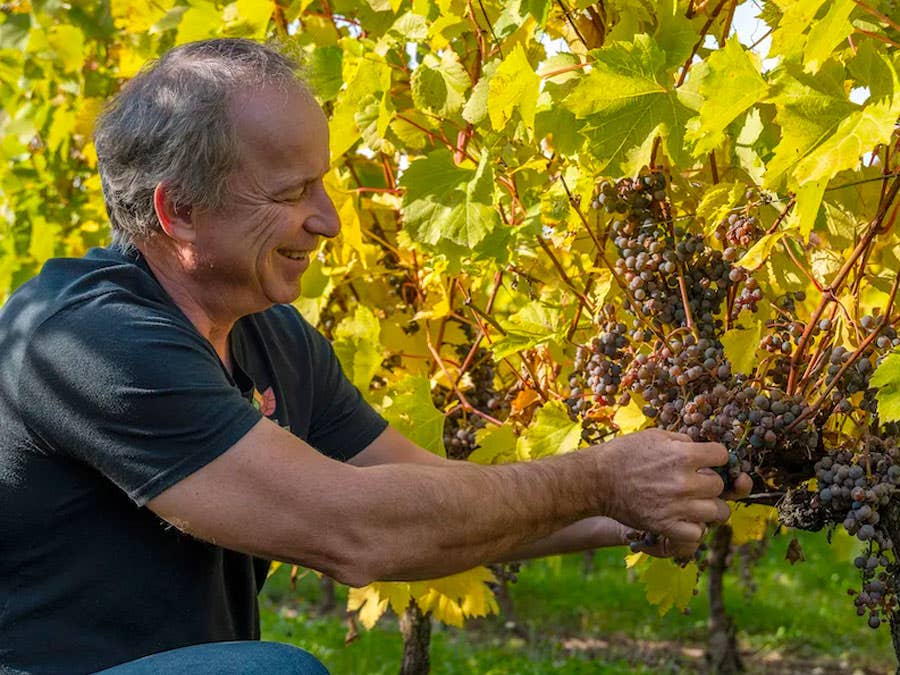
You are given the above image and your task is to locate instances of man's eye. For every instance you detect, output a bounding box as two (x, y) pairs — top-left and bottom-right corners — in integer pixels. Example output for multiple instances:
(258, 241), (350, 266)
(277, 186), (307, 203)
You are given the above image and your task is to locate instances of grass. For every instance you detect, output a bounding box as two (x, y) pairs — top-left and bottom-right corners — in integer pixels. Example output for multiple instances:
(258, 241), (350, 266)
(260, 529), (895, 674)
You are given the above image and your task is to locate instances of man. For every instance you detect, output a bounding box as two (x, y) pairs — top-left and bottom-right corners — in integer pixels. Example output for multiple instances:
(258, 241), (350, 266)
(0, 39), (749, 674)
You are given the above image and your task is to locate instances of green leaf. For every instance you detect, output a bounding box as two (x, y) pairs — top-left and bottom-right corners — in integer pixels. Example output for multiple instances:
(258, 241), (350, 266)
(411, 65), (449, 113)
(764, 63), (857, 188)
(516, 400), (583, 460)
(469, 424), (520, 464)
(333, 306), (384, 394)
(614, 397), (648, 434)
(380, 376), (447, 456)
(696, 182), (744, 236)
(721, 324), (763, 376)
(488, 44), (540, 131)
(685, 37), (768, 156)
(492, 301), (564, 360)
(46, 25), (85, 73)
(462, 61), (497, 125)
(802, 0), (854, 74)
(848, 40), (897, 101)
(174, 1), (221, 45)
(307, 45), (344, 101)
(870, 351), (900, 422)
(792, 96), (899, 186)
(566, 34), (693, 174)
(0, 13), (30, 52)
(400, 150), (497, 248)
(770, 0), (828, 62)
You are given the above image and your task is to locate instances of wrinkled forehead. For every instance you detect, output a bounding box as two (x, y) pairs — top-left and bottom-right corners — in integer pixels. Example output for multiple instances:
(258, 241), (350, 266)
(228, 83), (330, 178)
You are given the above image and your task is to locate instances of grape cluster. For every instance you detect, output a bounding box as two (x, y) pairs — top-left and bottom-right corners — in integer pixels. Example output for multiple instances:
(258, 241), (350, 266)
(576, 171), (900, 630)
(596, 173), (732, 340)
(434, 341), (508, 460)
(716, 212), (761, 252)
(815, 447), (900, 627)
(566, 316), (628, 443)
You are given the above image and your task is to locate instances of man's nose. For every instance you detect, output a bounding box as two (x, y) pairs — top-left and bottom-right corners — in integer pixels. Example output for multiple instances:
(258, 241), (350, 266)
(305, 182), (341, 239)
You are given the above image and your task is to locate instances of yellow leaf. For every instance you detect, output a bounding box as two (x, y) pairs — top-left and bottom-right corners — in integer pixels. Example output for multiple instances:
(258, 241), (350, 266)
(736, 231), (786, 271)
(787, 178), (826, 238)
(721, 324), (762, 376)
(488, 44), (539, 131)
(625, 551), (647, 568)
(46, 25), (85, 73)
(728, 504), (776, 545)
(613, 397), (647, 434)
(118, 47), (148, 79)
(74, 98), (104, 138)
(236, 0), (273, 37)
(175, 1), (221, 45)
(640, 558), (698, 616)
(410, 567), (498, 627)
(347, 585), (392, 630)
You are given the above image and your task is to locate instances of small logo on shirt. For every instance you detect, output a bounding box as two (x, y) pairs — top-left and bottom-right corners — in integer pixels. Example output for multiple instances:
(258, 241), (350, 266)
(252, 386), (277, 417)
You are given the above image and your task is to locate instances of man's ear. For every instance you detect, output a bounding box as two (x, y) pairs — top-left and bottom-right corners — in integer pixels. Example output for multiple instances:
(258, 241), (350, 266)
(153, 183), (195, 242)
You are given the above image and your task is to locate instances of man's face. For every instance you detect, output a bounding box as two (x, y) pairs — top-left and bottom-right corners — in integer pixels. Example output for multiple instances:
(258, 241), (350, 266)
(190, 83), (340, 312)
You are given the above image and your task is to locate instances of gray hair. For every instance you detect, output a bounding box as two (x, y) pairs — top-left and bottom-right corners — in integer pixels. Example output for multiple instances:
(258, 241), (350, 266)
(94, 39), (307, 250)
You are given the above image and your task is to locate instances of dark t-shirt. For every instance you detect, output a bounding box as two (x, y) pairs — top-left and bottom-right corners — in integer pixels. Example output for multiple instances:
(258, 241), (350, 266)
(0, 246), (387, 674)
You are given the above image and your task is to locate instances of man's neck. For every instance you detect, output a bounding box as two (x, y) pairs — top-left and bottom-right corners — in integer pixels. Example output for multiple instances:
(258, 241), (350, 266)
(138, 241), (237, 369)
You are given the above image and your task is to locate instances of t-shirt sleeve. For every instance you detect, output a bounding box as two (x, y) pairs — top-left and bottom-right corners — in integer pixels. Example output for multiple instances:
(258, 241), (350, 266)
(18, 295), (263, 506)
(298, 314), (388, 462)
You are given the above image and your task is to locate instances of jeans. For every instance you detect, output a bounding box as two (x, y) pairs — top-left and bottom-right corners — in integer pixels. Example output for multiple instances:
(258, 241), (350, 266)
(94, 641), (329, 674)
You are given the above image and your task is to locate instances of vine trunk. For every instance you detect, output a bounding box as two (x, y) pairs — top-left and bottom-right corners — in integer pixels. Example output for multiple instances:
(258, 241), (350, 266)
(707, 524), (743, 674)
(399, 601), (431, 675)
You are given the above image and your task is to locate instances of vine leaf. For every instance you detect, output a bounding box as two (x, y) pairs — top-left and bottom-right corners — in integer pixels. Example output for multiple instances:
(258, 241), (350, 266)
(870, 351), (900, 422)
(628, 555), (698, 616)
(765, 63), (859, 189)
(348, 567), (498, 629)
(802, 0), (854, 74)
(469, 424), (521, 464)
(492, 300), (564, 360)
(516, 400), (583, 459)
(487, 44), (540, 131)
(737, 231), (787, 271)
(729, 504), (777, 545)
(333, 306), (384, 393)
(380, 376), (447, 457)
(685, 36), (769, 156)
(565, 34), (693, 175)
(400, 150), (497, 248)
(613, 397), (647, 434)
(721, 324), (763, 376)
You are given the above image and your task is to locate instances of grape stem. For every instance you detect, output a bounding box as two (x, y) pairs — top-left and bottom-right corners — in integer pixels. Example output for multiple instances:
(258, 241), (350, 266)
(791, 270), (900, 431)
(425, 332), (503, 427)
(536, 237), (596, 312)
(674, 0), (731, 87)
(787, 176), (900, 394)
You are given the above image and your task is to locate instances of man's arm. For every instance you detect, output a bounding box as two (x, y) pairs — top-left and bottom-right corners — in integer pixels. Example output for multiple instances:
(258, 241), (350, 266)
(148, 419), (731, 587)
(350, 426), (736, 561)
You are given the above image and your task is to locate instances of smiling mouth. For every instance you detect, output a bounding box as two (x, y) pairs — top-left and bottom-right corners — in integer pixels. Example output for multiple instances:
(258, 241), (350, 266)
(277, 249), (309, 261)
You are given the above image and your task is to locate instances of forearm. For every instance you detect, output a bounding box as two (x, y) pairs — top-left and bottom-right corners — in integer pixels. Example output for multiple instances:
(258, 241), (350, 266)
(345, 451), (605, 583)
(493, 516), (629, 563)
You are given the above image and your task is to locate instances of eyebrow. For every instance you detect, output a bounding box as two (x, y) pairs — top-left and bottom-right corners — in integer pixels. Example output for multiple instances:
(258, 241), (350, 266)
(271, 168), (328, 195)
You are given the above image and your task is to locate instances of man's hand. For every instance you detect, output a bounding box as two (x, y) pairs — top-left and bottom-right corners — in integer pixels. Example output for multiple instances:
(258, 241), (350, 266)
(590, 428), (749, 549)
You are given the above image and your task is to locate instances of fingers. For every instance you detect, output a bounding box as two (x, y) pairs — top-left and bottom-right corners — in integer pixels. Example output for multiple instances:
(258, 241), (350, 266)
(694, 468), (727, 496)
(676, 439), (729, 469)
(722, 472), (753, 500)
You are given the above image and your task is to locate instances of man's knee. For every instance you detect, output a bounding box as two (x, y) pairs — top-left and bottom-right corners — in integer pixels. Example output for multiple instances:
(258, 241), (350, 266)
(95, 640), (329, 675)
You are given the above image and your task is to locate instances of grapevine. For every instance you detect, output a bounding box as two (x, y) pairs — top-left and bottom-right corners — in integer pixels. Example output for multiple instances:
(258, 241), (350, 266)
(568, 171), (900, 629)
